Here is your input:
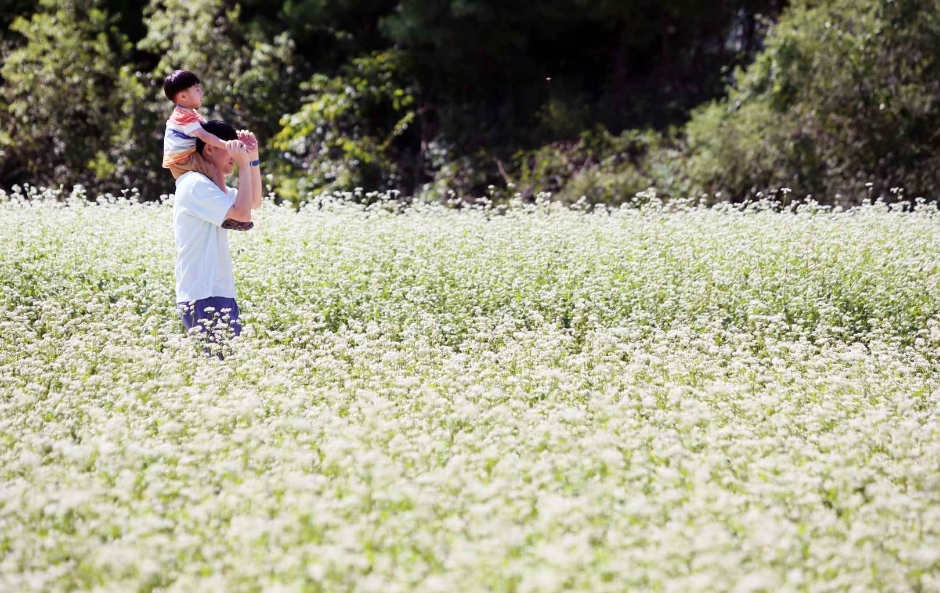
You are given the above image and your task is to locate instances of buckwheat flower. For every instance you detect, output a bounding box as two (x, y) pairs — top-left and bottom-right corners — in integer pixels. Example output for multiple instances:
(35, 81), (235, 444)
(6, 189), (940, 590)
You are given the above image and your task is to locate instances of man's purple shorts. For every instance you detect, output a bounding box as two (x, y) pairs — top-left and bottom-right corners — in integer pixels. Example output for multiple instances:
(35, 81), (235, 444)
(176, 297), (242, 357)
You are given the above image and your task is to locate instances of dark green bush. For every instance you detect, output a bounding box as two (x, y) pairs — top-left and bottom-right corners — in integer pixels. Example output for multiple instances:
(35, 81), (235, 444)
(273, 50), (422, 204)
(0, 0), (143, 192)
(681, 0), (940, 203)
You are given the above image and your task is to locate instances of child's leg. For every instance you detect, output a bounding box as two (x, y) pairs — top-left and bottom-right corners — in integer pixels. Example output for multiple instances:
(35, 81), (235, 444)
(166, 152), (217, 180)
(166, 161), (189, 179)
(190, 152), (219, 180)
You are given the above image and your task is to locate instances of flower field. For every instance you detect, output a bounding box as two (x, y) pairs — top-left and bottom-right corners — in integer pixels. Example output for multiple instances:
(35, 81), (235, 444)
(2, 186), (940, 592)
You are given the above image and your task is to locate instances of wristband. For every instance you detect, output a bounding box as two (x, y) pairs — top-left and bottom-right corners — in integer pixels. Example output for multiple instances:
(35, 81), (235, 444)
(249, 159), (261, 167)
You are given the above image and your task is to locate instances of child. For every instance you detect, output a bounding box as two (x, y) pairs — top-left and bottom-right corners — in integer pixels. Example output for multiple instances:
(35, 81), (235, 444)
(163, 70), (253, 231)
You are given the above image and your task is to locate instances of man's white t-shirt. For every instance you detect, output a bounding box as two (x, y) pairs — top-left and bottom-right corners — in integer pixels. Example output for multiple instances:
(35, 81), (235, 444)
(173, 171), (238, 303)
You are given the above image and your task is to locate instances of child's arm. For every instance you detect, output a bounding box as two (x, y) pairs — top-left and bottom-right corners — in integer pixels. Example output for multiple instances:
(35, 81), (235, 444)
(192, 127), (244, 152)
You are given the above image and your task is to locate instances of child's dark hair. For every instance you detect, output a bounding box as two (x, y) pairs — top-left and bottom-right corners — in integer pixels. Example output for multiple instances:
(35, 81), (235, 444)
(164, 70), (200, 102)
(196, 120), (238, 155)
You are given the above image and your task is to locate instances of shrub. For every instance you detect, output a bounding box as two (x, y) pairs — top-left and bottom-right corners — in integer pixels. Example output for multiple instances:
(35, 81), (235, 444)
(682, 0), (940, 203)
(0, 0), (144, 192)
(274, 50), (422, 205)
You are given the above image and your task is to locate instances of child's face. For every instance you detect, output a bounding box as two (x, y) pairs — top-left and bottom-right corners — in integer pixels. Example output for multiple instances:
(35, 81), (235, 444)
(176, 84), (204, 109)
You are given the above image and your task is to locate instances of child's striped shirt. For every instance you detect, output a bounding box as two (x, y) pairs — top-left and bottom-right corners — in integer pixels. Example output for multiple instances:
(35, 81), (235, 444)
(163, 106), (207, 167)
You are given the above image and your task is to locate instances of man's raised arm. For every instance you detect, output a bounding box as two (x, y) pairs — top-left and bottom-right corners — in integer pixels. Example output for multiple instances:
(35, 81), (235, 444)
(239, 130), (263, 210)
(226, 147), (254, 222)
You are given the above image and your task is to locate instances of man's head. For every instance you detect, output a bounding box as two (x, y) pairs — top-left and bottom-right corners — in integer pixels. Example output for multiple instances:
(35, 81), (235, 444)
(198, 120), (239, 175)
(164, 70), (203, 108)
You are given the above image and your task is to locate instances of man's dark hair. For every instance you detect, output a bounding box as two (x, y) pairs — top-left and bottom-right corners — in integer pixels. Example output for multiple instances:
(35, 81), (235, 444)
(196, 120), (238, 155)
(164, 70), (200, 102)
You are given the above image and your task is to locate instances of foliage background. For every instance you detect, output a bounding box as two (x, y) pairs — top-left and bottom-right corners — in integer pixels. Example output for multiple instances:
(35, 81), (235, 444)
(3, 0), (940, 205)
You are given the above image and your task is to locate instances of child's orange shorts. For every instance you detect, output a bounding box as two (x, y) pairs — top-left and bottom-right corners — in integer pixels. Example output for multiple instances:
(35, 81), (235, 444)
(166, 151), (216, 179)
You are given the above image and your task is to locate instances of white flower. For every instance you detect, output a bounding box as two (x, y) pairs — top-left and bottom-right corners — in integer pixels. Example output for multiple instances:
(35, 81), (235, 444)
(2, 189), (940, 591)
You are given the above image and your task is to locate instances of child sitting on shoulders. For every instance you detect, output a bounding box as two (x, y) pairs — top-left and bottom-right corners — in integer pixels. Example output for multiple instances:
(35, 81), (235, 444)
(163, 69), (253, 231)
(163, 70), (243, 179)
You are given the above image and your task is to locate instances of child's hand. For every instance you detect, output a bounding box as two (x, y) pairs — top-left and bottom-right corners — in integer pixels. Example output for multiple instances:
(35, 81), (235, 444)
(237, 130), (259, 158)
(225, 139), (246, 153)
(237, 130), (257, 148)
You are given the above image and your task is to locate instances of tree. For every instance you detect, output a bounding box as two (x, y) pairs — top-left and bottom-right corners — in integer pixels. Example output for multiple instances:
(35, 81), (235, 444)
(274, 49), (421, 202)
(245, 0), (397, 72)
(139, 0), (299, 145)
(381, 0), (784, 150)
(681, 0), (940, 203)
(0, 0), (143, 191)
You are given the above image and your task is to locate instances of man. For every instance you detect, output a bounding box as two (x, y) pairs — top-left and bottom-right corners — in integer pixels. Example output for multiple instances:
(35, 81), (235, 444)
(173, 119), (262, 357)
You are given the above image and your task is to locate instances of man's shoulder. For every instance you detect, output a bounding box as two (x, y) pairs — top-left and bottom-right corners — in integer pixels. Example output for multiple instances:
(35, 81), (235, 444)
(176, 171), (209, 191)
(176, 172), (232, 197)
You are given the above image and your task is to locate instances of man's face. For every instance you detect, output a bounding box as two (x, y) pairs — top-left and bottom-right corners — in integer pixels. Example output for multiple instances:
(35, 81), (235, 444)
(203, 143), (236, 176)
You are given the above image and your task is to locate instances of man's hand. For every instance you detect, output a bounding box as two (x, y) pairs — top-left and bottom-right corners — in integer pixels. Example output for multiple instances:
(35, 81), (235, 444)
(231, 142), (251, 166)
(237, 129), (259, 160)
